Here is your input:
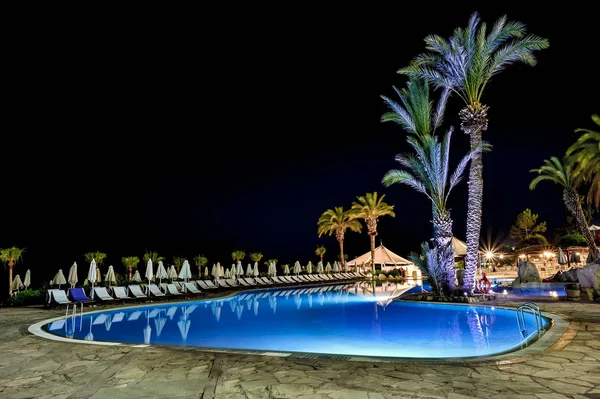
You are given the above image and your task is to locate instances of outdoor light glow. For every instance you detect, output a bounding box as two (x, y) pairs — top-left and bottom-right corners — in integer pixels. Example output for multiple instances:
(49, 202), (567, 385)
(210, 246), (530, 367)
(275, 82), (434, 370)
(519, 254), (526, 259)
(499, 254), (504, 259)
(503, 290), (508, 296)
(485, 251), (494, 260)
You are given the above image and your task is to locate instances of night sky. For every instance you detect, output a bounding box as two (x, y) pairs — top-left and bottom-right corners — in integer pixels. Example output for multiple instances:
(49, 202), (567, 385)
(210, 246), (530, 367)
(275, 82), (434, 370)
(4, 5), (598, 285)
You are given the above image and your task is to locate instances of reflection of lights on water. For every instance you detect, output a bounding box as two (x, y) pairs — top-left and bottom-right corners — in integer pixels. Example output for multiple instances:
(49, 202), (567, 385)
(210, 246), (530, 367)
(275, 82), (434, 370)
(502, 290), (508, 296)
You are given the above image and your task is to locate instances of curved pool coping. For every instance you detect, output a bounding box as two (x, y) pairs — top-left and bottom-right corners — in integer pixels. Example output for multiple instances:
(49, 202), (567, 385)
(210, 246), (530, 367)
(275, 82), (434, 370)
(28, 289), (571, 365)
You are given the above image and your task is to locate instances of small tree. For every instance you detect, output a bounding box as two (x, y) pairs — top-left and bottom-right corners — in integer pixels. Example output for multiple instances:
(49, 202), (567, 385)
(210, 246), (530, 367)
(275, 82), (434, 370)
(249, 252), (263, 264)
(172, 256), (185, 273)
(121, 256), (140, 279)
(315, 245), (326, 262)
(194, 255), (208, 275)
(84, 251), (107, 271)
(408, 242), (443, 296)
(1, 247), (25, 295)
(143, 250), (165, 265)
(509, 209), (547, 242)
(231, 250), (246, 263)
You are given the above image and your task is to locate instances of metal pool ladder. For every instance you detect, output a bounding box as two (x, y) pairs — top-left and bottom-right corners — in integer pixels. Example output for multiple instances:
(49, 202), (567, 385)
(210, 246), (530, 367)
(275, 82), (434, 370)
(516, 302), (544, 338)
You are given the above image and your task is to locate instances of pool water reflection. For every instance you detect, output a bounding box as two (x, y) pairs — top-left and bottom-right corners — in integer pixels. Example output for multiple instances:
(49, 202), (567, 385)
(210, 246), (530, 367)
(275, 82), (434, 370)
(43, 283), (550, 358)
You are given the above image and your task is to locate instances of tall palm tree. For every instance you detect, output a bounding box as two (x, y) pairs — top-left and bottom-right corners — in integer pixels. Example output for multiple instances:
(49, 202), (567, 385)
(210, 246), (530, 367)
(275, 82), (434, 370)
(317, 207), (362, 270)
(530, 157), (599, 261)
(399, 12), (549, 292)
(383, 131), (482, 291)
(315, 245), (326, 263)
(567, 114), (600, 209)
(1, 246), (25, 295)
(350, 192), (396, 275)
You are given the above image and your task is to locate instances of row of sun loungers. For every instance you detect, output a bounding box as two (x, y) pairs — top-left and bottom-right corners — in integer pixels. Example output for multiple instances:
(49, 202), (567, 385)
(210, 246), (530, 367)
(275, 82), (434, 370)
(46, 272), (365, 309)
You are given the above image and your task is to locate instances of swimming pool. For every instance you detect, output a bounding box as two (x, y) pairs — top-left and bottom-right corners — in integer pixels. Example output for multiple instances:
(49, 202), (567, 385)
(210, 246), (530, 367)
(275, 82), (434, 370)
(41, 284), (551, 359)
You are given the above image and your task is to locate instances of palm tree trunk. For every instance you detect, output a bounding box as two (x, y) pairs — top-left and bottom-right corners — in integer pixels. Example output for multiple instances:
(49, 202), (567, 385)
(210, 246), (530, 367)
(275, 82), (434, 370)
(563, 188), (600, 261)
(8, 262), (13, 295)
(338, 240), (345, 270)
(370, 233), (376, 276)
(129, 267), (132, 280)
(433, 209), (456, 291)
(320, 254), (323, 263)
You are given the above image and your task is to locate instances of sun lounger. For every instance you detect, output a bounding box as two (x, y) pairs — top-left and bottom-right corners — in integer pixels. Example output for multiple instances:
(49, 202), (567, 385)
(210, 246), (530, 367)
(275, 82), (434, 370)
(237, 278), (250, 287)
(69, 287), (95, 305)
(272, 276), (286, 284)
(113, 286), (134, 300)
(92, 286), (116, 302)
(204, 280), (219, 289)
(257, 277), (272, 285)
(128, 285), (148, 298)
(196, 280), (216, 290)
(148, 284), (167, 297)
(290, 276), (303, 283)
(164, 283), (182, 295)
(243, 278), (257, 286)
(184, 282), (203, 294)
(225, 279), (239, 287)
(47, 289), (72, 306)
(217, 279), (231, 288)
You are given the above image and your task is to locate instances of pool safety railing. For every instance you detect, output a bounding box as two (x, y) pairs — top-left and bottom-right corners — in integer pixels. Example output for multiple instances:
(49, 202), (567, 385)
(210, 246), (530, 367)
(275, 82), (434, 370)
(65, 301), (84, 320)
(516, 302), (544, 338)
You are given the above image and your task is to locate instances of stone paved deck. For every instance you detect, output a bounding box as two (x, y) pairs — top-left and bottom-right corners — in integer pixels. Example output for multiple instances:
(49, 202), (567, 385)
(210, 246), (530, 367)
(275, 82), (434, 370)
(1, 294), (600, 399)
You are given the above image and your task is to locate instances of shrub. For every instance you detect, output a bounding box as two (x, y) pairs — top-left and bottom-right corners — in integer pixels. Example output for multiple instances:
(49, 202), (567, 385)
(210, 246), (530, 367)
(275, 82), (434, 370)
(11, 289), (45, 307)
(558, 233), (587, 247)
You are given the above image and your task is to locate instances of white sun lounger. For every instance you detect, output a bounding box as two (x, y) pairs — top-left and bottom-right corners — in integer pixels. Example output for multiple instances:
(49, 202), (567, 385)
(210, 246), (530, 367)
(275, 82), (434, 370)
(184, 282), (202, 294)
(243, 278), (257, 286)
(113, 286), (134, 300)
(237, 279), (250, 287)
(48, 289), (73, 306)
(217, 280), (230, 288)
(225, 279), (239, 287)
(93, 287), (116, 301)
(204, 280), (219, 289)
(129, 285), (148, 298)
(196, 280), (216, 290)
(254, 277), (268, 285)
(149, 284), (167, 297)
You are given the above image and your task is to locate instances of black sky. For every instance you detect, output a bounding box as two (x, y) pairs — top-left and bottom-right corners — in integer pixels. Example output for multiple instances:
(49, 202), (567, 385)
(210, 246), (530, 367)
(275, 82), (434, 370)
(3, 4), (599, 284)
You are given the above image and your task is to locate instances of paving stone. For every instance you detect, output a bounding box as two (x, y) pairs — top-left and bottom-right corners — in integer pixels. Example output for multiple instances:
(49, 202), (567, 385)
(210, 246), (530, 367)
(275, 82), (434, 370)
(0, 297), (598, 399)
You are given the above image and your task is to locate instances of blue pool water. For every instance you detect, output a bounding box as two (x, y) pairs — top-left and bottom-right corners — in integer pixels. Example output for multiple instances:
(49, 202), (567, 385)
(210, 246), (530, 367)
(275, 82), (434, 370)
(43, 284), (550, 358)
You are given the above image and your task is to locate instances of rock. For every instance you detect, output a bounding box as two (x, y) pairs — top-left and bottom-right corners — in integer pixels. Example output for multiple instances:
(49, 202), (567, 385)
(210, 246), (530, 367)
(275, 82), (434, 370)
(558, 268), (579, 282)
(576, 263), (600, 289)
(456, 269), (465, 286)
(378, 273), (386, 280)
(517, 261), (541, 284)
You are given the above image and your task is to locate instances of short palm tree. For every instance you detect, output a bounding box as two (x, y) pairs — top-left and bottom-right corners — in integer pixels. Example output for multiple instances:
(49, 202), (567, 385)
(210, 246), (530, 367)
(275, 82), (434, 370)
(84, 251), (107, 271)
(172, 256), (185, 273)
(408, 242), (442, 296)
(315, 245), (326, 263)
(530, 157), (599, 261)
(143, 250), (165, 265)
(400, 12), (549, 292)
(566, 114), (600, 209)
(121, 256), (140, 279)
(194, 255), (208, 275)
(317, 207), (362, 270)
(1, 247), (25, 295)
(383, 131), (480, 291)
(231, 250), (246, 263)
(350, 192), (396, 275)
(249, 252), (263, 264)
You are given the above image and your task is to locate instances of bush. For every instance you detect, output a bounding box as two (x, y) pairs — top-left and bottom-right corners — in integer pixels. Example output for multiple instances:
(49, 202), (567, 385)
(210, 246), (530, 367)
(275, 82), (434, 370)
(558, 233), (587, 247)
(11, 289), (45, 307)
(519, 234), (548, 247)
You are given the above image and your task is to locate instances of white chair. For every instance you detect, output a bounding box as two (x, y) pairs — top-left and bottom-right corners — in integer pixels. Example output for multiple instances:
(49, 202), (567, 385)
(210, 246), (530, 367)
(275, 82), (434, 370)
(184, 282), (202, 294)
(93, 286), (116, 301)
(113, 286), (134, 300)
(128, 285), (148, 298)
(148, 284), (166, 297)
